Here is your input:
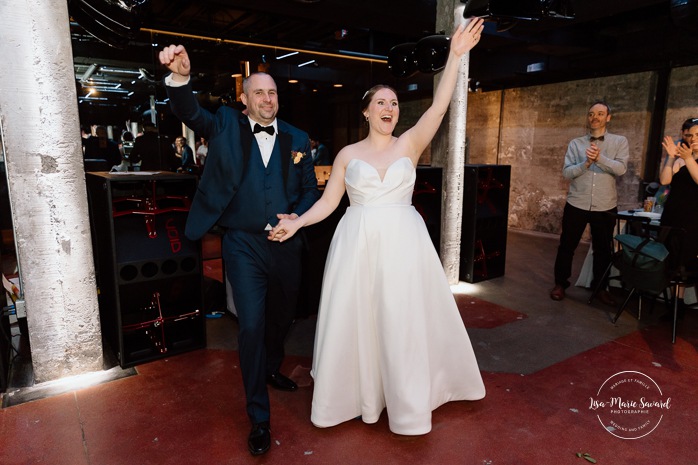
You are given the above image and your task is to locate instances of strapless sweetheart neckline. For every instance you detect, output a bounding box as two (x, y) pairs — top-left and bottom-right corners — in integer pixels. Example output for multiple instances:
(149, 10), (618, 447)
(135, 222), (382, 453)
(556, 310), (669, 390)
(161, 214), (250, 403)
(348, 157), (412, 182)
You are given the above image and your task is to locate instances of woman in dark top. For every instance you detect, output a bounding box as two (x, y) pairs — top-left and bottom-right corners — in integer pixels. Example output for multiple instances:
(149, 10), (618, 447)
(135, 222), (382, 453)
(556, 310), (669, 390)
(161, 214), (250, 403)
(659, 117), (698, 310)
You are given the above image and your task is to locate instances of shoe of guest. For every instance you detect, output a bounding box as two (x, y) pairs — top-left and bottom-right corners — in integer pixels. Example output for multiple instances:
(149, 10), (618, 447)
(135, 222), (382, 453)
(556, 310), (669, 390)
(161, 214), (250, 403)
(248, 422), (271, 456)
(550, 285), (565, 301)
(267, 372), (298, 392)
(597, 290), (617, 307)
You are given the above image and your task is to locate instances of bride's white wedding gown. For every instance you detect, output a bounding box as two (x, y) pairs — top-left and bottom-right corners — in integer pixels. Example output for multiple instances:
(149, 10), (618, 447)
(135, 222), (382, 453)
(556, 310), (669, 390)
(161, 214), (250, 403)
(310, 157), (486, 435)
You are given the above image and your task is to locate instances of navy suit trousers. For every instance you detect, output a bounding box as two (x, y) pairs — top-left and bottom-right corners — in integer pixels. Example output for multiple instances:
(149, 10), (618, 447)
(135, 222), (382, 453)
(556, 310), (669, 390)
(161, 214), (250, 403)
(223, 229), (302, 425)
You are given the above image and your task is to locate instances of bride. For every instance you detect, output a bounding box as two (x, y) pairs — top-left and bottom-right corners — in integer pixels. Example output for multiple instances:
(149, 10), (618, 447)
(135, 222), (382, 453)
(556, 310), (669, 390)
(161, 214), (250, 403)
(270, 17), (486, 435)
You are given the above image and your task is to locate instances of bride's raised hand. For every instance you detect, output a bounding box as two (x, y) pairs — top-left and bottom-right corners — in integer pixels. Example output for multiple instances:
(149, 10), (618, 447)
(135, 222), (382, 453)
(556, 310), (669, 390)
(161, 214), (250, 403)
(450, 17), (484, 57)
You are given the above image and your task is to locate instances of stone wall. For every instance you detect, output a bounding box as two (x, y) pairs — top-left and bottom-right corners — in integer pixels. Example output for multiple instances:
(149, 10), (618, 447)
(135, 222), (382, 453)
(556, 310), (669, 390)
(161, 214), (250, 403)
(460, 67), (698, 236)
(666, 66), (698, 137)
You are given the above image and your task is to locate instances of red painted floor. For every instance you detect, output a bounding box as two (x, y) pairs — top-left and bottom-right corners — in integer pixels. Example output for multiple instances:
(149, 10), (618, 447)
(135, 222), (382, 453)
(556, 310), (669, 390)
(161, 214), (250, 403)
(2, 232), (697, 464)
(2, 312), (697, 464)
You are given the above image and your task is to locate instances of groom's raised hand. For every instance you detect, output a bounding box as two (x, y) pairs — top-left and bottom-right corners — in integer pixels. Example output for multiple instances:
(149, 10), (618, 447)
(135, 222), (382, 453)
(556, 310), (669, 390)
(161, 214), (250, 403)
(159, 44), (191, 82)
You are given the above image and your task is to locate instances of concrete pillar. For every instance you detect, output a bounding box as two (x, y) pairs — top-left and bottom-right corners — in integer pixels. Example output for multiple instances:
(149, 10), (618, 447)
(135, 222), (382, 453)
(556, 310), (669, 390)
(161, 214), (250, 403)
(0, 0), (103, 382)
(433, 0), (471, 283)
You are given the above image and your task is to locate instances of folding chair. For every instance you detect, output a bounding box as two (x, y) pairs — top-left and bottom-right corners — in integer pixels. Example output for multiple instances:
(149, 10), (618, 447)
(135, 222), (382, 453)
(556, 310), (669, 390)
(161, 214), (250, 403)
(668, 267), (698, 343)
(588, 213), (652, 306)
(662, 228), (698, 343)
(610, 231), (670, 323)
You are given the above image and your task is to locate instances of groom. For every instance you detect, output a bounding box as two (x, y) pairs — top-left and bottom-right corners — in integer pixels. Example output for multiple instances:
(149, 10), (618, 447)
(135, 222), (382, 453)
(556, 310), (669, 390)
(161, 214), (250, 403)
(159, 45), (320, 456)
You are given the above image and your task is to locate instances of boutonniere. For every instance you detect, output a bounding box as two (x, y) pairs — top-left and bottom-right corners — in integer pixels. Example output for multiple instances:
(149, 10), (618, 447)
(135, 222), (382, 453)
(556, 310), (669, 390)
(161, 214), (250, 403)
(292, 150), (305, 164)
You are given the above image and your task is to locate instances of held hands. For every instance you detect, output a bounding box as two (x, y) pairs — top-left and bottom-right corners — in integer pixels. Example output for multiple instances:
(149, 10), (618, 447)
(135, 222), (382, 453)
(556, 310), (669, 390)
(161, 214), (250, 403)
(158, 45), (191, 81)
(268, 213), (301, 242)
(450, 17), (485, 57)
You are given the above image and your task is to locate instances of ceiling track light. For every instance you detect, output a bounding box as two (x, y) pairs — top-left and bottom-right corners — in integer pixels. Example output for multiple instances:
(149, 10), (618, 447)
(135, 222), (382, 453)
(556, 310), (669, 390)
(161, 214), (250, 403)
(80, 80), (122, 89)
(99, 67), (141, 75)
(83, 86), (130, 94)
(298, 59), (316, 67)
(277, 51), (299, 60)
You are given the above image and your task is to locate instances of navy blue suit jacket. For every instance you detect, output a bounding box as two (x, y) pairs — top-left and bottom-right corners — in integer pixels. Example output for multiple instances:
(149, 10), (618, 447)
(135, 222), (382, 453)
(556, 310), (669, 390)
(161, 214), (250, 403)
(165, 80), (320, 240)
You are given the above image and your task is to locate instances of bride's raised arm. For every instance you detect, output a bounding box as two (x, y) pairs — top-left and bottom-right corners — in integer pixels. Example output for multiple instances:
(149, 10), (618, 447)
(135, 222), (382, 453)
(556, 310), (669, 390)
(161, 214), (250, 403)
(402, 17), (484, 159)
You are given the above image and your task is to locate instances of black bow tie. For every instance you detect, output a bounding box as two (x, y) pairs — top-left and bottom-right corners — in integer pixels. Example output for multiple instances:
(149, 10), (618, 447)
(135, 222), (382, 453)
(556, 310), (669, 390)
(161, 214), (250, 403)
(590, 135), (605, 142)
(253, 123), (275, 136)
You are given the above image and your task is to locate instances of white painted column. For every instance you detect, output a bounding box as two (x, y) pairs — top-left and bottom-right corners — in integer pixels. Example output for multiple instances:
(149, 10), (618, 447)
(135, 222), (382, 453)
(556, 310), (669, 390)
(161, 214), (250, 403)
(434, 1), (471, 284)
(0, 0), (103, 382)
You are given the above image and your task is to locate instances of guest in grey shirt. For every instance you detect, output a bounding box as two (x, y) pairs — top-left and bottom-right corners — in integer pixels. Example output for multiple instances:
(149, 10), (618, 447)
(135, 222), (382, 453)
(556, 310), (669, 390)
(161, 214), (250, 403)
(550, 101), (629, 304)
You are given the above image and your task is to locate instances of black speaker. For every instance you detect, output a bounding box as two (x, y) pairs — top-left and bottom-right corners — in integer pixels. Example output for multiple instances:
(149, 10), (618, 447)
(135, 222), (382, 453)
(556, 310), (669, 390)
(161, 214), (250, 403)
(86, 172), (205, 368)
(298, 193), (350, 318)
(460, 164), (510, 283)
(414, 166), (443, 254)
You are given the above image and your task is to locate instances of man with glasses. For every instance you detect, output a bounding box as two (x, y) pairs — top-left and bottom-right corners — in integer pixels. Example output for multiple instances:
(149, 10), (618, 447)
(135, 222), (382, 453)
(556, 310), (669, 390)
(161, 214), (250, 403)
(550, 101), (629, 304)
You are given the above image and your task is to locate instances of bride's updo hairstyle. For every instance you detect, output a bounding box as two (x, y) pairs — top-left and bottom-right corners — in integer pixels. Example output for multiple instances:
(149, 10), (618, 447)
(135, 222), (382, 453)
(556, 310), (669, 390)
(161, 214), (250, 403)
(360, 84), (398, 113)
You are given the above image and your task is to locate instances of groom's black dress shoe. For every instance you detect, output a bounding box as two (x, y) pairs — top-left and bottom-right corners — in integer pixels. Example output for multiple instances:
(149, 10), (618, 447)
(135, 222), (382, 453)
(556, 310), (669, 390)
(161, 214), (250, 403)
(266, 372), (298, 391)
(248, 422), (271, 456)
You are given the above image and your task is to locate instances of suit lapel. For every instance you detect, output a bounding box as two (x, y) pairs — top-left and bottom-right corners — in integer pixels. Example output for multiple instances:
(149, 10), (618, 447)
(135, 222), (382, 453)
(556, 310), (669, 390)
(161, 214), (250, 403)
(239, 115), (253, 169)
(278, 129), (292, 190)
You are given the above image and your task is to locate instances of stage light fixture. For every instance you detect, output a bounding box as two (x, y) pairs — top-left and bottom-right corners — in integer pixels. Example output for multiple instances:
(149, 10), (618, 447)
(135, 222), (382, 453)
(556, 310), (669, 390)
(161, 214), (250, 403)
(387, 43), (418, 78)
(415, 35), (450, 74)
(388, 33), (453, 78)
(68, 0), (150, 49)
(460, 0), (574, 21)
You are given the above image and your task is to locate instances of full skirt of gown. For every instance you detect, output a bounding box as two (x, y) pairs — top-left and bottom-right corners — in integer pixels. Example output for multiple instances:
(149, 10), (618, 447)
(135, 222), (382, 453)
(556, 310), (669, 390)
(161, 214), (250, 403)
(310, 157), (486, 435)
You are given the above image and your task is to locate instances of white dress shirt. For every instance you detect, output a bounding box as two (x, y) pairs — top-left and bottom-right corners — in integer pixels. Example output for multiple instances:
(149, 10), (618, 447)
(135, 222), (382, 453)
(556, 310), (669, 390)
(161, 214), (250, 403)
(248, 119), (278, 167)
